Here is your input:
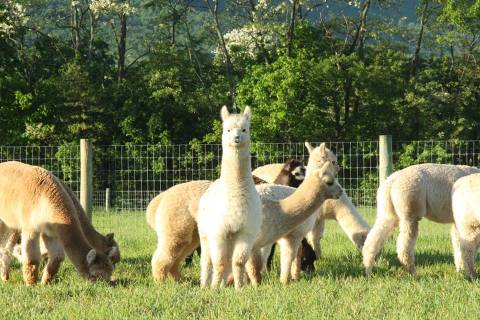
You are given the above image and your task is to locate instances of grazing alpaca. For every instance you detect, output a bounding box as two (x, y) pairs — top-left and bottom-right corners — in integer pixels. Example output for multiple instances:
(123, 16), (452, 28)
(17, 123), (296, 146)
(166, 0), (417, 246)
(197, 106), (262, 289)
(452, 173), (480, 280)
(362, 163), (480, 275)
(147, 181), (211, 281)
(0, 161), (115, 285)
(4, 180), (120, 281)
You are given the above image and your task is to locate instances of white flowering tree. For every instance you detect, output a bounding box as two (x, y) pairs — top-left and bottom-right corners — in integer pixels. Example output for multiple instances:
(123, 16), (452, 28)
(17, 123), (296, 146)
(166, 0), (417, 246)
(89, 0), (136, 83)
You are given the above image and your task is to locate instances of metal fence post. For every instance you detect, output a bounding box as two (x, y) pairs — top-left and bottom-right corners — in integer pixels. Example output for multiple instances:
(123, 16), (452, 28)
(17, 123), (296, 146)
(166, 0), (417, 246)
(80, 139), (93, 221)
(105, 188), (111, 212)
(379, 135), (393, 183)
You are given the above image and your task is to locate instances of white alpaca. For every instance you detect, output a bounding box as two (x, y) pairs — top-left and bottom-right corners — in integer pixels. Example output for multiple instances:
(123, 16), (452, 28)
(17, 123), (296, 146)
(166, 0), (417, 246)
(452, 173), (480, 280)
(197, 106), (262, 289)
(362, 163), (480, 275)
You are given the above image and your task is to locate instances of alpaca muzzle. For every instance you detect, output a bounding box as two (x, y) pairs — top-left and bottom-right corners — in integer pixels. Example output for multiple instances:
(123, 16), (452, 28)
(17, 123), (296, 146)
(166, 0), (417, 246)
(234, 136), (240, 144)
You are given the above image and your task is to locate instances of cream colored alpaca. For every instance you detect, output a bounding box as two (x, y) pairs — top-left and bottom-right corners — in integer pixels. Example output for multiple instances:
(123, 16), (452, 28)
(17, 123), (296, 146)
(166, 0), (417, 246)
(197, 106), (262, 289)
(452, 173), (480, 280)
(246, 161), (343, 284)
(253, 143), (370, 258)
(362, 163), (480, 275)
(147, 180), (211, 281)
(0, 161), (115, 285)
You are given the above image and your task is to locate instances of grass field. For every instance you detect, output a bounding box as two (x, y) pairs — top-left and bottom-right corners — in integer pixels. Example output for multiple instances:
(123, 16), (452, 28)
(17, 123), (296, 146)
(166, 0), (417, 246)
(1, 208), (480, 319)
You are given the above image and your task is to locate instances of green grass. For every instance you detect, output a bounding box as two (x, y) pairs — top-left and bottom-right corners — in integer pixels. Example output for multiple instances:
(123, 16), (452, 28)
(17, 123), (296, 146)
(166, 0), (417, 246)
(1, 209), (480, 319)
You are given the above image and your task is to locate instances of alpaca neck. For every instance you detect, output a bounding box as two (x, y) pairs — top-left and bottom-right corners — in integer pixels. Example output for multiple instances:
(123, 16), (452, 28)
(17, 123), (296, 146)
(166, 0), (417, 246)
(55, 221), (93, 277)
(333, 194), (370, 242)
(275, 176), (327, 234)
(220, 146), (252, 181)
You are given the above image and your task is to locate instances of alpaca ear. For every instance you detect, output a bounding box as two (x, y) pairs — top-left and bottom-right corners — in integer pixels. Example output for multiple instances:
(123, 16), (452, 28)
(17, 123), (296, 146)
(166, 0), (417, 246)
(107, 246), (120, 262)
(220, 105), (230, 121)
(319, 143), (327, 155)
(86, 249), (97, 266)
(106, 233), (115, 245)
(305, 142), (314, 154)
(243, 106), (251, 120)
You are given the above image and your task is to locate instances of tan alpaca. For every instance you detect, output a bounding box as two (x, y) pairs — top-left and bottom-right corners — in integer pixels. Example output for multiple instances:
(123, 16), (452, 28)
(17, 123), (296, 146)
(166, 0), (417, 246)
(0, 161), (115, 285)
(451, 173), (480, 280)
(147, 180), (211, 281)
(4, 179), (120, 281)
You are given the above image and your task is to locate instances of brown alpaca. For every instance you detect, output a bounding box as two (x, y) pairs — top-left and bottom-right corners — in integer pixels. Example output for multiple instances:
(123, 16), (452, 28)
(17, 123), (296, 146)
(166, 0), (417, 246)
(0, 161), (115, 285)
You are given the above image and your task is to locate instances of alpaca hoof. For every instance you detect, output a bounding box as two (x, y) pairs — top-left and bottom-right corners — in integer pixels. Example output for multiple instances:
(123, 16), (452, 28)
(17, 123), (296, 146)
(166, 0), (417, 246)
(364, 267), (372, 277)
(1, 273), (9, 282)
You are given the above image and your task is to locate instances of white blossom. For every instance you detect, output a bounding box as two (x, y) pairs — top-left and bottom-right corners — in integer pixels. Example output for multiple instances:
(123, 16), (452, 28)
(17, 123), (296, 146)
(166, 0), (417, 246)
(89, 0), (136, 17)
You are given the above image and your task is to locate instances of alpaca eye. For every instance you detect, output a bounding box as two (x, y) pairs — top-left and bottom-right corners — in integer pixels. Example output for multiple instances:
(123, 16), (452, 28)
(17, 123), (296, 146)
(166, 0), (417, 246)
(242, 129), (246, 132)
(227, 129), (231, 132)
(326, 180), (334, 186)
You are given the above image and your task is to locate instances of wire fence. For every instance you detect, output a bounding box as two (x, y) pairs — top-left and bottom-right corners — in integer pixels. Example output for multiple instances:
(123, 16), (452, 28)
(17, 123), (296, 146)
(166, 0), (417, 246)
(1, 139), (480, 212)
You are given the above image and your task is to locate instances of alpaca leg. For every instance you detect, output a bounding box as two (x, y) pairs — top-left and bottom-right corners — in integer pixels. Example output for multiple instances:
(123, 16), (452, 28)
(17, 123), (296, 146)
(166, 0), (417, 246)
(450, 225), (464, 272)
(459, 226), (480, 281)
(152, 236), (188, 282)
(278, 238), (298, 284)
(0, 227), (19, 282)
(21, 231), (41, 286)
(231, 234), (253, 289)
(362, 215), (398, 275)
(396, 218), (419, 274)
(291, 246), (303, 281)
(199, 236), (213, 287)
(266, 244), (276, 271)
(40, 235), (65, 284)
(300, 239), (316, 272)
(245, 249), (263, 287)
(306, 217), (325, 259)
(210, 239), (229, 288)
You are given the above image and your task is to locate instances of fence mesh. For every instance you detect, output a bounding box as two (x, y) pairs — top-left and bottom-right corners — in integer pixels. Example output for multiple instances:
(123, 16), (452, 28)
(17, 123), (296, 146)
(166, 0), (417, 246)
(2, 139), (479, 212)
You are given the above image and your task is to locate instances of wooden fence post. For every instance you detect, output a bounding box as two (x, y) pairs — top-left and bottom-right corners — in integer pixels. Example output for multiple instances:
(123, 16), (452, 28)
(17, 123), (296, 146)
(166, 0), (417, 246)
(80, 139), (93, 221)
(379, 135), (393, 183)
(105, 188), (111, 212)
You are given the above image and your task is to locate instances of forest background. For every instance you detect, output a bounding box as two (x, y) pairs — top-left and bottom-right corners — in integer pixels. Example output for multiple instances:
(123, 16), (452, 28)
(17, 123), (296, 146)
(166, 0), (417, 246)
(1, 0), (479, 146)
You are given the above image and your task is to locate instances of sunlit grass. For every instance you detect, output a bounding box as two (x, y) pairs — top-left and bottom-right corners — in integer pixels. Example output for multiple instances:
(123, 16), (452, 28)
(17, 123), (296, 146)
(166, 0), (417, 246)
(1, 208), (479, 319)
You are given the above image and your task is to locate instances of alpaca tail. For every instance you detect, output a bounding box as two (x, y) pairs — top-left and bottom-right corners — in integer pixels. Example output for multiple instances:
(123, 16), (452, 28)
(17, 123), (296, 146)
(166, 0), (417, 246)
(362, 176), (398, 275)
(146, 193), (163, 230)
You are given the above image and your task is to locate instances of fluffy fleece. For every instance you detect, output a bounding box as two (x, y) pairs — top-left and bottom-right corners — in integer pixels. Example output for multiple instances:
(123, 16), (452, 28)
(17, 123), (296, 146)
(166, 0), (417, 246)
(147, 180), (211, 281)
(197, 106), (262, 289)
(0, 161), (115, 285)
(451, 173), (480, 280)
(362, 163), (480, 275)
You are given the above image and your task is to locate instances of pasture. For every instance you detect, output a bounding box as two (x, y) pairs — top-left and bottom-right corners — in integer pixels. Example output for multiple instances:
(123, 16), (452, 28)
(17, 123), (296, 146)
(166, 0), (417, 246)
(1, 209), (479, 319)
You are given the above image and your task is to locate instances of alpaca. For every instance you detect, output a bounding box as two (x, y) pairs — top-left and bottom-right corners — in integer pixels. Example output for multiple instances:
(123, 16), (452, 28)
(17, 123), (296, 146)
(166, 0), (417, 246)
(0, 161), (115, 285)
(197, 106), (262, 289)
(362, 163), (480, 276)
(147, 180), (211, 281)
(245, 161), (343, 285)
(252, 159), (310, 270)
(253, 143), (370, 271)
(3, 179), (120, 281)
(451, 173), (480, 280)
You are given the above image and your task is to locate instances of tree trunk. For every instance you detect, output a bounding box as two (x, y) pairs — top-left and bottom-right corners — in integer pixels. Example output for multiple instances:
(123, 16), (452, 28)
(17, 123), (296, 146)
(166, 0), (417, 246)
(348, 0), (370, 55)
(204, 0), (236, 110)
(286, 0), (299, 57)
(117, 12), (127, 84)
(72, 4), (80, 56)
(412, 0), (430, 77)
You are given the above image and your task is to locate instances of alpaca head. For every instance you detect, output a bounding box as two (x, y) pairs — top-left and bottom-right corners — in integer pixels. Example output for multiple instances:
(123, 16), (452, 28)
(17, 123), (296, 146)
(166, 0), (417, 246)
(305, 142), (340, 175)
(276, 159), (305, 187)
(312, 161), (343, 200)
(220, 105), (251, 149)
(86, 249), (115, 282)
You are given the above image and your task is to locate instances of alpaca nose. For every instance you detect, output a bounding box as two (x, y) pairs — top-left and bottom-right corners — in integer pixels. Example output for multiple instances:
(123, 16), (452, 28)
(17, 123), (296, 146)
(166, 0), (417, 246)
(234, 136), (240, 143)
